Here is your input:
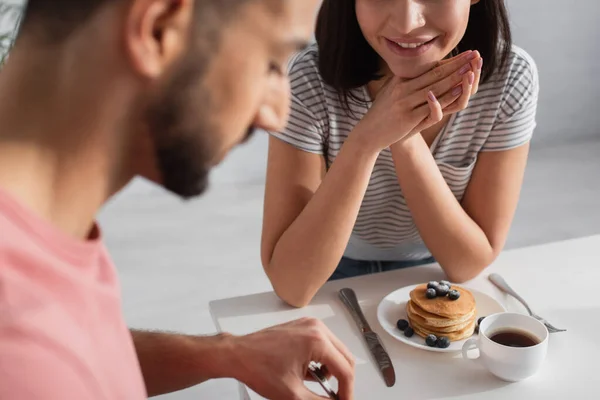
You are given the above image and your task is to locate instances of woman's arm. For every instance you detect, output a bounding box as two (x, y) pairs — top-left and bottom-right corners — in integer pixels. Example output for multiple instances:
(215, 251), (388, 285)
(389, 51), (538, 282)
(261, 135), (379, 308)
(390, 135), (530, 282)
(262, 52), (477, 307)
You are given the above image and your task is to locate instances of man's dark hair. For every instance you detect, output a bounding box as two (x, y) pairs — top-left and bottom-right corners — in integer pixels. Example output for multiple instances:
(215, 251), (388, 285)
(19, 0), (254, 43)
(315, 0), (512, 110)
(19, 0), (116, 41)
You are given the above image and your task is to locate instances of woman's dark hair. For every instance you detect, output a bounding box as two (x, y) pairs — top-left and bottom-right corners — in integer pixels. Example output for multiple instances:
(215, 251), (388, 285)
(315, 0), (512, 109)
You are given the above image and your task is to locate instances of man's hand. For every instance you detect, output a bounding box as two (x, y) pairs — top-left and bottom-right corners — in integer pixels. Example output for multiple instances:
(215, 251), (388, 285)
(131, 321), (353, 399)
(228, 318), (355, 400)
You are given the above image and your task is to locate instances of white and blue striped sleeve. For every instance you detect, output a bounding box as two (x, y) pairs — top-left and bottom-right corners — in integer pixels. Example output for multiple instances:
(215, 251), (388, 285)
(268, 47), (327, 155)
(482, 48), (539, 152)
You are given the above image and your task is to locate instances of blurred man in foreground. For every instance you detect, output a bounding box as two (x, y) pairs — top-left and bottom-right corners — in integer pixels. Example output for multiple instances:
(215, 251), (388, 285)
(0, 1), (354, 398)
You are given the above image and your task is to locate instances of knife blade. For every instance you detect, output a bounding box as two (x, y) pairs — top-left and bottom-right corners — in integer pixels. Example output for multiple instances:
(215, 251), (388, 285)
(339, 288), (396, 387)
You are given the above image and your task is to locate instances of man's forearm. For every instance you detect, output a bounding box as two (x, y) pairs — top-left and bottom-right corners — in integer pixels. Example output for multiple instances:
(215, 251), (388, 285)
(131, 329), (236, 397)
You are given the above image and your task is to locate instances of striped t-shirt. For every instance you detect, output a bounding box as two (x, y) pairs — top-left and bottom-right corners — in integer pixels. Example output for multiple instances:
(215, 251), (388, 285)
(270, 44), (539, 261)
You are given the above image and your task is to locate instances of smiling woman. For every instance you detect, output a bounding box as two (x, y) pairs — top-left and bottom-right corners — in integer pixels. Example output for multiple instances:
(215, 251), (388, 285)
(316, 0), (511, 110)
(261, 0), (539, 308)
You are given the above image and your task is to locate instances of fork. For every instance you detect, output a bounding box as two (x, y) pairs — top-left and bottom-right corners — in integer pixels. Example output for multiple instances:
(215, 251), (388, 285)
(308, 361), (339, 400)
(488, 273), (566, 333)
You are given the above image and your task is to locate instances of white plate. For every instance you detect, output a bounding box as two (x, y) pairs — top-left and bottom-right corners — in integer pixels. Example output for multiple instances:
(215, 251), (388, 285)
(377, 283), (506, 353)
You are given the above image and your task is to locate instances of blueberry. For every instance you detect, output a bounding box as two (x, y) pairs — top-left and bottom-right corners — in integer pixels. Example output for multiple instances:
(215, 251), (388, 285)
(396, 319), (409, 331)
(435, 285), (450, 297)
(404, 327), (415, 338)
(426, 288), (437, 299)
(427, 281), (439, 290)
(477, 316), (486, 326)
(439, 280), (451, 288)
(474, 325), (479, 334)
(437, 337), (451, 348)
(448, 290), (460, 300)
(425, 334), (438, 347)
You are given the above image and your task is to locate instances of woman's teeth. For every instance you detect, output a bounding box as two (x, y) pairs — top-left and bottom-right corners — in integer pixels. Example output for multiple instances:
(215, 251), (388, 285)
(396, 41), (427, 49)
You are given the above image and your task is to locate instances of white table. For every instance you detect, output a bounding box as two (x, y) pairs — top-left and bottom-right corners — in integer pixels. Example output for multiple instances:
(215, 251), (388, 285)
(209, 236), (600, 399)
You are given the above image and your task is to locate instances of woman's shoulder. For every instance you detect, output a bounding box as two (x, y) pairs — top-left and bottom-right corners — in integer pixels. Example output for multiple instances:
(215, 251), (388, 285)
(490, 45), (538, 95)
(502, 45), (538, 88)
(476, 45), (539, 116)
(507, 45), (537, 71)
(287, 43), (325, 93)
(288, 43), (320, 70)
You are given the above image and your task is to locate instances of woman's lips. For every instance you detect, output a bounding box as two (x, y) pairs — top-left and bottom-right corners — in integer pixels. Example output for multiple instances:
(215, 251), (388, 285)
(384, 37), (437, 58)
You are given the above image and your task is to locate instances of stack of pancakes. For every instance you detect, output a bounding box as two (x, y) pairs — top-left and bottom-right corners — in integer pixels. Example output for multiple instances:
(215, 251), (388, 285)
(406, 284), (476, 341)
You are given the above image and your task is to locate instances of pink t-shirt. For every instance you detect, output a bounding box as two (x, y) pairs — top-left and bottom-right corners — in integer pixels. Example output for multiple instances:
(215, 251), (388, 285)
(0, 189), (147, 399)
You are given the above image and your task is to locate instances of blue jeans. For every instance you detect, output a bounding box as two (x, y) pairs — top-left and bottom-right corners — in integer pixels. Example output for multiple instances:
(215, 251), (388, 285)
(329, 256), (436, 281)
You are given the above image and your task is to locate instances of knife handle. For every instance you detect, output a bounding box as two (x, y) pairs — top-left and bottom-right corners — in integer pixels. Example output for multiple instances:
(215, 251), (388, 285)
(339, 288), (372, 333)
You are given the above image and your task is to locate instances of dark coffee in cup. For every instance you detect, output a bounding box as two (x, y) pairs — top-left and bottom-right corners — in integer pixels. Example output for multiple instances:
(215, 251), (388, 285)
(462, 313), (549, 382)
(489, 329), (540, 348)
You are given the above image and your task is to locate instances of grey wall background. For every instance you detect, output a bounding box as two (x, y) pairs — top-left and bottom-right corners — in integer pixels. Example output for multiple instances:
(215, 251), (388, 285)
(507, 0), (600, 145)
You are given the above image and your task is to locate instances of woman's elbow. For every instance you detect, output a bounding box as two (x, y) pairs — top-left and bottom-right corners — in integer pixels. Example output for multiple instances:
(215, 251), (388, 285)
(270, 276), (316, 308)
(444, 252), (498, 283)
(263, 261), (316, 308)
(446, 269), (481, 284)
(274, 286), (314, 308)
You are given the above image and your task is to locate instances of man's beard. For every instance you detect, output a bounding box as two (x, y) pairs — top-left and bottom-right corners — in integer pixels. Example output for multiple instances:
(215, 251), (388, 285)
(144, 54), (219, 200)
(153, 137), (212, 199)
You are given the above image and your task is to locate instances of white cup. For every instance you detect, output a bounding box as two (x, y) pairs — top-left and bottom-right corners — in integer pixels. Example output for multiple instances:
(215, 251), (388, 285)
(462, 312), (549, 382)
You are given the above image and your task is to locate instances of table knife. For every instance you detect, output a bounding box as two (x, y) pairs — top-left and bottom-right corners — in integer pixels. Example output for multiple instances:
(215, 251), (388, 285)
(339, 288), (396, 387)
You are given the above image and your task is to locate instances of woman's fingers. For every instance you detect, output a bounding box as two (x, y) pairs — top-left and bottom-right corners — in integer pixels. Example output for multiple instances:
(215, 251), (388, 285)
(404, 51), (477, 94)
(408, 60), (474, 108)
(436, 85), (463, 109)
(427, 91), (444, 123)
(471, 57), (482, 95)
(412, 91), (444, 134)
(437, 53), (481, 96)
(411, 69), (475, 132)
(442, 72), (474, 114)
